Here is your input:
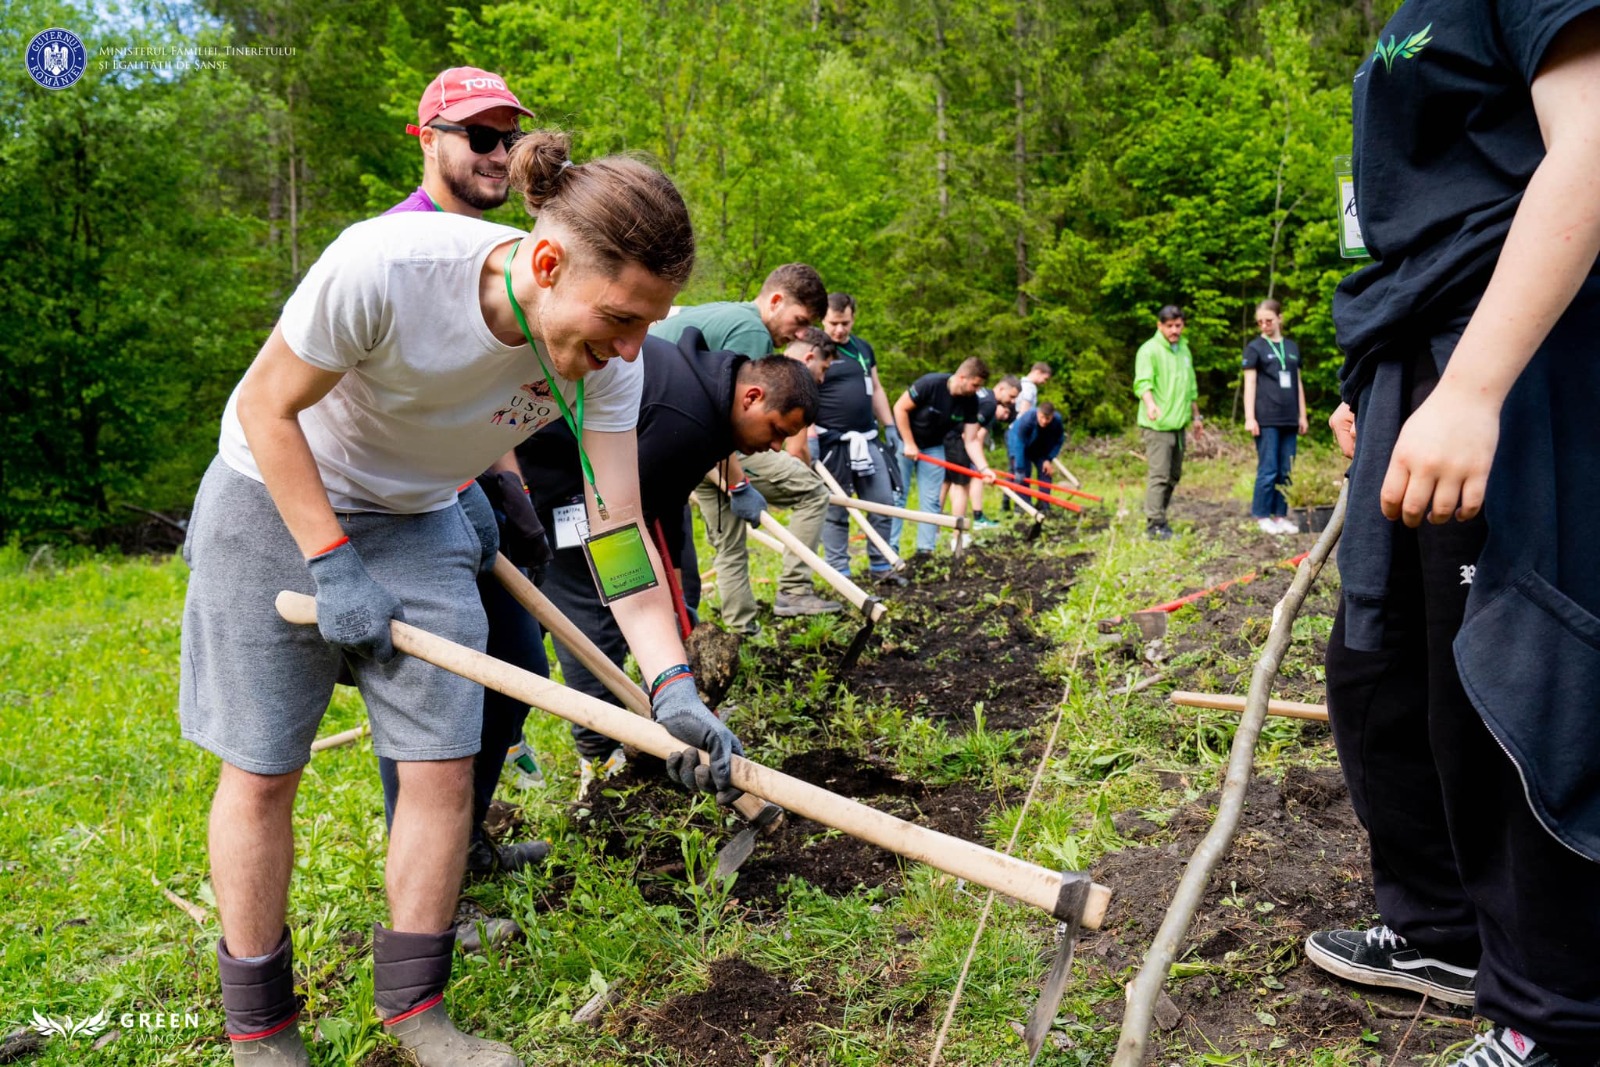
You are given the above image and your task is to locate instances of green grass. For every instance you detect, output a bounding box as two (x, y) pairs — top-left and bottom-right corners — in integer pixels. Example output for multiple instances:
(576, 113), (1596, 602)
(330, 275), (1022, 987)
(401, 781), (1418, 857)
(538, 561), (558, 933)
(1, 434), (1469, 1066)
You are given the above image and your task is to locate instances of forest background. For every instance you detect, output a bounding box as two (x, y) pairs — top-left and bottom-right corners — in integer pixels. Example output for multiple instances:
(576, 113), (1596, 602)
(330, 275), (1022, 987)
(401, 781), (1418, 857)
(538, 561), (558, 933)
(1, 0), (1398, 540)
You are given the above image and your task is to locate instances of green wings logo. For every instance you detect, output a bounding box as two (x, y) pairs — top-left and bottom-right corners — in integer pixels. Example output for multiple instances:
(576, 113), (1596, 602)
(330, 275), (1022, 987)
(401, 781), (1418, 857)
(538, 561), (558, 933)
(1373, 23), (1433, 72)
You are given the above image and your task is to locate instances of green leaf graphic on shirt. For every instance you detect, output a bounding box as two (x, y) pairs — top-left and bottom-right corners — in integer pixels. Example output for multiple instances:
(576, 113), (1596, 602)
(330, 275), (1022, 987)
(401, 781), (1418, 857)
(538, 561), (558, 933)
(1373, 23), (1433, 73)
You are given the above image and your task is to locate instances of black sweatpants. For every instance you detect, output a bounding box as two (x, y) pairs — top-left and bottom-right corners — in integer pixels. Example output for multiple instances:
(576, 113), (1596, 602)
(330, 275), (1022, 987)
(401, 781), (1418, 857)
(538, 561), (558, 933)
(1327, 369), (1600, 1065)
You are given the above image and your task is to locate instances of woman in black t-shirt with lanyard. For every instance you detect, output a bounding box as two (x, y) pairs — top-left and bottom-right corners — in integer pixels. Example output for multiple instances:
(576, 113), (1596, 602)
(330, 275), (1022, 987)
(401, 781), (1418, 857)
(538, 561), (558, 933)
(1242, 299), (1308, 534)
(1310, 5), (1600, 1065)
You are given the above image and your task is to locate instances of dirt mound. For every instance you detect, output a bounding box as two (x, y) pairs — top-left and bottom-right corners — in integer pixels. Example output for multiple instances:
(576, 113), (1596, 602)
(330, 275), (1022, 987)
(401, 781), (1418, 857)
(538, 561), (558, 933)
(631, 957), (839, 1066)
(729, 781), (1008, 912)
(848, 546), (1083, 733)
(1084, 768), (1469, 1061)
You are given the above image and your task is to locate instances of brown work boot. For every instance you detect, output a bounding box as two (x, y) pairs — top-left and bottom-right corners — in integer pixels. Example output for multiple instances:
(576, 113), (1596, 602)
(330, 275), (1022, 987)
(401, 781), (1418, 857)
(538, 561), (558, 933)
(773, 590), (843, 616)
(218, 929), (309, 1066)
(229, 1029), (310, 1065)
(384, 1001), (520, 1066)
(374, 924), (520, 1066)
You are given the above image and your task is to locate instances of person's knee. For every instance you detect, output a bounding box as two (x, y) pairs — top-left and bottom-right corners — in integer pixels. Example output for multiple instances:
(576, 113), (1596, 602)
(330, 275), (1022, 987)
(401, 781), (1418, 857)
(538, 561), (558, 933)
(394, 757), (474, 805)
(217, 764), (301, 814)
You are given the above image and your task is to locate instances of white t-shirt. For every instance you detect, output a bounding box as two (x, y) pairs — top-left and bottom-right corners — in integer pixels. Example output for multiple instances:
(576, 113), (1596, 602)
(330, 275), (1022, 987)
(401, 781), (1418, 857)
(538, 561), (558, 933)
(1016, 378), (1039, 414)
(219, 213), (643, 514)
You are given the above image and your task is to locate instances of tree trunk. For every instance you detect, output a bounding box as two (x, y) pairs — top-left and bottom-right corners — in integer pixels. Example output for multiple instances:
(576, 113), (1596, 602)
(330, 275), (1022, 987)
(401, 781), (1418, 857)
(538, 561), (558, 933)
(1013, 3), (1028, 316)
(934, 16), (949, 220)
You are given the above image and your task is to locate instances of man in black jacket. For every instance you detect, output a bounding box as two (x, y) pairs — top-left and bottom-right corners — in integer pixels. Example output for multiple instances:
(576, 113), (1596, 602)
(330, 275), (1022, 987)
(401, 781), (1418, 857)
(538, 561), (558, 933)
(514, 328), (820, 774)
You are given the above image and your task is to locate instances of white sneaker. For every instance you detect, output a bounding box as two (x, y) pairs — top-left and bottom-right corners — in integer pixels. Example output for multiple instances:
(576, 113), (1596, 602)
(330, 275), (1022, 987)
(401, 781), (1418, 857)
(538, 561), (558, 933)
(1274, 516), (1300, 534)
(576, 746), (627, 801)
(949, 531), (972, 551)
(1257, 517), (1281, 534)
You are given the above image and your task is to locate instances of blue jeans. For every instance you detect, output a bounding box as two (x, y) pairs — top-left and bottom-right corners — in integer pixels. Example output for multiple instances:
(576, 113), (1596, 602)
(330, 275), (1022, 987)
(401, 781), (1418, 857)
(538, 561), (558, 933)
(1251, 426), (1298, 518)
(821, 457), (896, 574)
(889, 445), (947, 553)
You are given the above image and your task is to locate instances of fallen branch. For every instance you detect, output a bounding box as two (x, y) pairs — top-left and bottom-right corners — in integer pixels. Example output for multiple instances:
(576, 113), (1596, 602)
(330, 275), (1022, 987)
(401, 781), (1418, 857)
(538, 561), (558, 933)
(1110, 673), (1167, 697)
(310, 722), (369, 753)
(1168, 691), (1327, 722)
(152, 874), (211, 926)
(1111, 481), (1347, 1067)
(118, 503), (188, 534)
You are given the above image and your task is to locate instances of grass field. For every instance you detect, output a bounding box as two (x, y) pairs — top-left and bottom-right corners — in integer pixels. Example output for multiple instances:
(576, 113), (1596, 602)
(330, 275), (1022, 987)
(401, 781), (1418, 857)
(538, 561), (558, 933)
(1, 430), (1488, 1066)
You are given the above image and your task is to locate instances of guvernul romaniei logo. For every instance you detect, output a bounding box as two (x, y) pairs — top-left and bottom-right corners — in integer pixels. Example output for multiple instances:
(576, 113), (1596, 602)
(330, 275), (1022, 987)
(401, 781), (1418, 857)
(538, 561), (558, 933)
(1373, 22), (1433, 73)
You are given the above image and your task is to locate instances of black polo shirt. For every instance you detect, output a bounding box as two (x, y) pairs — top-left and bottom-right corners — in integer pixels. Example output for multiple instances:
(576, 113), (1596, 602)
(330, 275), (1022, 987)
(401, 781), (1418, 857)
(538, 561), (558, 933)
(1242, 337), (1302, 428)
(906, 373), (979, 449)
(518, 328), (742, 530)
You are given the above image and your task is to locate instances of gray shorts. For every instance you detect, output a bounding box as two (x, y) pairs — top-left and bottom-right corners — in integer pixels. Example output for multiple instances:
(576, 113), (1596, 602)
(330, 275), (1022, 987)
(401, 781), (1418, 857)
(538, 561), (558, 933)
(179, 458), (489, 775)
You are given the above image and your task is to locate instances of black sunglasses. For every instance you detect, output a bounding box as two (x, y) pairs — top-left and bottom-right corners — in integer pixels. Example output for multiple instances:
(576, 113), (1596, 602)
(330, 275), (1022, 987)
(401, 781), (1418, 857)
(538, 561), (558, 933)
(429, 122), (523, 155)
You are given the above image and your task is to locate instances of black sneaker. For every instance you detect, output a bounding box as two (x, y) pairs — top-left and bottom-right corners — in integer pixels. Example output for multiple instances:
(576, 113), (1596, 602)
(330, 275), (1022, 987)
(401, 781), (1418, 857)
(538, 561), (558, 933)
(1447, 1027), (1560, 1066)
(1146, 523), (1174, 541)
(1305, 925), (1476, 1006)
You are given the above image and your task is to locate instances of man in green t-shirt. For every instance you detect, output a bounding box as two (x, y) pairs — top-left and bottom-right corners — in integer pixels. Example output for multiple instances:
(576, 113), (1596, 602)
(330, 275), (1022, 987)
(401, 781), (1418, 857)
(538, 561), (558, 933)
(1132, 304), (1203, 540)
(650, 264), (839, 634)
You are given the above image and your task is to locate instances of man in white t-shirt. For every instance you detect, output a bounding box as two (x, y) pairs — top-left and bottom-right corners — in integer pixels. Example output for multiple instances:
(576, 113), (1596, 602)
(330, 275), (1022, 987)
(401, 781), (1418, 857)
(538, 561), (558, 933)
(182, 142), (739, 1067)
(1005, 361), (1052, 493)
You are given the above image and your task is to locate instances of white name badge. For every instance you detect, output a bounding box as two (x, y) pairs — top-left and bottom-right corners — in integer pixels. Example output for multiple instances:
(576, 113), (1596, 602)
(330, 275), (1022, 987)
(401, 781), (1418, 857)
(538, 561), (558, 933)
(1279, 370), (1292, 390)
(552, 500), (590, 550)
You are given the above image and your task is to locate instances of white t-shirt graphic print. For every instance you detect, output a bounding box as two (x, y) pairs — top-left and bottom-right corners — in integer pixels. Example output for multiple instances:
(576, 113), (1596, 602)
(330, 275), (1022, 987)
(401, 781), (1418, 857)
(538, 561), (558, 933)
(219, 213), (642, 514)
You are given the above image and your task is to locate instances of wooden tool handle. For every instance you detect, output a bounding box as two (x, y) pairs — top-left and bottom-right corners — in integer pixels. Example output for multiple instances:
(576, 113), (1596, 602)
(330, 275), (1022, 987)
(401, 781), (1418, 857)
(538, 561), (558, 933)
(1168, 690), (1328, 722)
(998, 484), (1043, 520)
(812, 463), (904, 567)
(276, 591), (1104, 927)
(493, 555), (649, 717)
(492, 556), (774, 823)
(757, 513), (888, 622)
(825, 494), (962, 529)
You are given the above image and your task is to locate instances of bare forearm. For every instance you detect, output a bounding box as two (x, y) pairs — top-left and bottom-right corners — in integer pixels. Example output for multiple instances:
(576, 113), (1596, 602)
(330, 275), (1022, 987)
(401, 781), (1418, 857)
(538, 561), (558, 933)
(1242, 371), (1256, 419)
(893, 398), (916, 451)
(871, 373), (894, 427)
(240, 411), (343, 558)
(1443, 141), (1600, 403)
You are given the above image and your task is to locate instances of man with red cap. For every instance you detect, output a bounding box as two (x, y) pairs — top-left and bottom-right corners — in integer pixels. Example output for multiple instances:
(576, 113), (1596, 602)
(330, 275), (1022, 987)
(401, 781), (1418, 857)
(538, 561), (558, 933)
(376, 68), (555, 899)
(390, 67), (535, 216)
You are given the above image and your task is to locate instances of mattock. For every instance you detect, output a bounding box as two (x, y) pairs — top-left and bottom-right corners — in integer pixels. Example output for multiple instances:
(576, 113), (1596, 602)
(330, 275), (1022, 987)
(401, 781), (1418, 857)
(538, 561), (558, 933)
(748, 511), (887, 673)
(275, 588), (1110, 1059)
(490, 555), (783, 877)
(998, 483), (1046, 541)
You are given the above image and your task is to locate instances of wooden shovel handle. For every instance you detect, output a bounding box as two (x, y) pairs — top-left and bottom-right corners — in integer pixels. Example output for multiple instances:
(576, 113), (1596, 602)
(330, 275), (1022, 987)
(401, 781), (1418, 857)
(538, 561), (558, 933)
(276, 591), (1106, 928)
(756, 513), (888, 622)
(811, 462), (904, 568)
(998, 484), (1043, 521)
(1168, 690), (1328, 722)
(491, 556), (775, 823)
(826, 494), (962, 529)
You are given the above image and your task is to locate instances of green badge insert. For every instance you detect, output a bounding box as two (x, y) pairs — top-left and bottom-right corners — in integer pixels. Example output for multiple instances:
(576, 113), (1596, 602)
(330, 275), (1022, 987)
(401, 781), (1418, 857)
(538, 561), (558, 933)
(582, 521), (660, 605)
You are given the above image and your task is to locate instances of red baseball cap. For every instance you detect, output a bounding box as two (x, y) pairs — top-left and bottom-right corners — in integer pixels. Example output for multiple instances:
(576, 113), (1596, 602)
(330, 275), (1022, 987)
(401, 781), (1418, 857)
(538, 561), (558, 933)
(415, 67), (533, 127)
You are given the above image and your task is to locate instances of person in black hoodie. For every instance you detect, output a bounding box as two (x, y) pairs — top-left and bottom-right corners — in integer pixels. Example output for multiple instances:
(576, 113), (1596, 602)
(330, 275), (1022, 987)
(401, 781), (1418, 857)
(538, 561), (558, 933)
(1309, 7), (1600, 1066)
(514, 328), (820, 774)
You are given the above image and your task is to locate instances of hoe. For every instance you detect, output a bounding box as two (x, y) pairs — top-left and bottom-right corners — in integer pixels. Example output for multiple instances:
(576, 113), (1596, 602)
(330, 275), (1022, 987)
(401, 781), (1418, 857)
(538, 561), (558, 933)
(276, 590), (1111, 1063)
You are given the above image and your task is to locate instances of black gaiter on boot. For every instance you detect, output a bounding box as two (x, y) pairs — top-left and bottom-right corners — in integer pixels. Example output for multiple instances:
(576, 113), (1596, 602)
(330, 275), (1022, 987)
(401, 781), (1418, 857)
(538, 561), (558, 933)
(218, 928), (299, 1038)
(373, 924), (454, 1021)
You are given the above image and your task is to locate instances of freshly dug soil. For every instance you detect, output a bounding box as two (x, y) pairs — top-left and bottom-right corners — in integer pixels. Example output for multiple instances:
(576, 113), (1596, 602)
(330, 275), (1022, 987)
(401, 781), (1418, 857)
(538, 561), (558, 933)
(848, 545), (1085, 733)
(629, 957), (840, 1067)
(1085, 767), (1468, 1062)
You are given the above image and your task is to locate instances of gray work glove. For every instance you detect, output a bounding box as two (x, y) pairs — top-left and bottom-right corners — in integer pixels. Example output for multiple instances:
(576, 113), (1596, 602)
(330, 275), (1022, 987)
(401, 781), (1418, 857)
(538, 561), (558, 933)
(653, 678), (745, 804)
(457, 480), (500, 576)
(881, 423), (903, 456)
(727, 480), (767, 526)
(306, 541), (404, 663)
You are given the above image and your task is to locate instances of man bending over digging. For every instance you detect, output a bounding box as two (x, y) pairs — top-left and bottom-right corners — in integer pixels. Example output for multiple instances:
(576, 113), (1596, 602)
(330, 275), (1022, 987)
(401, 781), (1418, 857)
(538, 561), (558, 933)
(178, 133), (743, 1067)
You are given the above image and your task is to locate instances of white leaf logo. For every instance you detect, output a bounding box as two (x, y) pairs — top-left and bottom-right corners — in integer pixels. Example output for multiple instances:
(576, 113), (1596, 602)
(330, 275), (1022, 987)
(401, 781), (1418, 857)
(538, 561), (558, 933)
(31, 1010), (66, 1038)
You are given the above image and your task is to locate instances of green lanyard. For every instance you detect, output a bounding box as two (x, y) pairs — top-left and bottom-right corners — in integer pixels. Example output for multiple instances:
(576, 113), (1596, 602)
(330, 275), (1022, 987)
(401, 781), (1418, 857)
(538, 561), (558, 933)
(1264, 336), (1293, 368)
(502, 240), (609, 518)
(841, 338), (871, 374)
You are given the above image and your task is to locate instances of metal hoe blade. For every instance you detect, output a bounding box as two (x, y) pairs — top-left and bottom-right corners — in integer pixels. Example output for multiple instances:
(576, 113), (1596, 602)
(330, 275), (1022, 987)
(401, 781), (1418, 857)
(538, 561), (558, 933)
(709, 800), (785, 881)
(1022, 871), (1092, 1065)
(711, 827), (759, 880)
(837, 595), (882, 673)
